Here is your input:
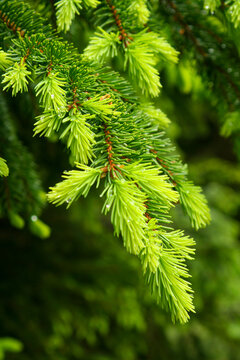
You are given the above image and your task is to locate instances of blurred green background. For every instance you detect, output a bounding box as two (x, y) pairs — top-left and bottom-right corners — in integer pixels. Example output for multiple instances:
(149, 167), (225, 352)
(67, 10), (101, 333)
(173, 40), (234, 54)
(1, 5), (240, 359)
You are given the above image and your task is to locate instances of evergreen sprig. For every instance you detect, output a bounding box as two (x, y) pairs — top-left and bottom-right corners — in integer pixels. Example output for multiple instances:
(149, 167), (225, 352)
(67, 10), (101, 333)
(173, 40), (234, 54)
(84, 2), (179, 96)
(84, 28), (120, 64)
(2, 59), (31, 96)
(0, 157), (9, 177)
(0, 0), (211, 323)
(127, 0), (150, 26)
(55, 0), (100, 32)
(0, 49), (12, 70)
(177, 181), (210, 230)
(60, 110), (96, 164)
(102, 179), (147, 255)
(35, 72), (67, 111)
(139, 103), (170, 129)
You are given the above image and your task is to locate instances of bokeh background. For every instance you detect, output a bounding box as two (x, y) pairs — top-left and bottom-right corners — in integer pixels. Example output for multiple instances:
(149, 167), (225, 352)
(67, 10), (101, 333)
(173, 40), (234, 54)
(1, 2), (240, 359)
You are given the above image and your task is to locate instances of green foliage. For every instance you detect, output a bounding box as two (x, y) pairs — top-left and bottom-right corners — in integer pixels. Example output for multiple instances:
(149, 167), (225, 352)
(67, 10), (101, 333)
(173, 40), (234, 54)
(203, 0), (221, 11)
(141, 218), (196, 324)
(0, 0), (214, 323)
(124, 37), (161, 96)
(127, 0), (150, 26)
(35, 72), (67, 112)
(103, 179), (147, 255)
(139, 103), (170, 129)
(8, 211), (25, 229)
(85, 28), (179, 96)
(81, 94), (120, 119)
(177, 182), (211, 230)
(141, 219), (162, 274)
(60, 110), (96, 164)
(55, 0), (99, 32)
(29, 215), (51, 239)
(0, 94), (46, 237)
(204, 0), (240, 28)
(0, 158), (9, 177)
(34, 110), (64, 137)
(147, 247), (194, 324)
(2, 60), (31, 96)
(221, 111), (240, 136)
(84, 28), (120, 64)
(84, 2), (179, 97)
(159, 0), (240, 151)
(133, 31), (179, 64)
(0, 50), (12, 71)
(228, 0), (240, 28)
(0, 0), (240, 357)
(123, 162), (178, 206)
(48, 164), (101, 207)
(0, 338), (23, 360)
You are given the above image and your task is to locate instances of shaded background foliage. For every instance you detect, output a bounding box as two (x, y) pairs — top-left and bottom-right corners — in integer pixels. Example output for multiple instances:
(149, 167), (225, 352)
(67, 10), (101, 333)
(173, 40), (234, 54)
(0, 1), (240, 359)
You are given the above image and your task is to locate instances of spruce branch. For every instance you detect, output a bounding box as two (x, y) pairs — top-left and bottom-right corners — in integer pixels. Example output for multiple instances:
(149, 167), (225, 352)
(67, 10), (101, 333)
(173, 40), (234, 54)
(48, 164), (101, 207)
(159, 229), (195, 260)
(132, 30), (179, 64)
(146, 247), (195, 324)
(0, 157), (9, 177)
(124, 40), (161, 96)
(0, 94), (47, 236)
(105, 0), (131, 43)
(141, 220), (195, 324)
(34, 110), (64, 137)
(55, 0), (83, 32)
(82, 94), (120, 119)
(162, 0), (240, 133)
(55, 0), (99, 32)
(127, 0), (150, 26)
(0, 49), (13, 70)
(177, 181), (211, 230)
(0, 0), (213, 323)
(139, 103), (170, 129)
(123, 162), (179, 207)
(141, 219), (162, 274)
(35, 72), (67, 111)
(0, 8), (25, 37)
(84, 0), (179, 96)
(102, 179), (147, 255)
(83, 0), (100, 7)
(83, 28), (121, 64)
(1, 59), (31, 96)
(60, 109), (96, 164)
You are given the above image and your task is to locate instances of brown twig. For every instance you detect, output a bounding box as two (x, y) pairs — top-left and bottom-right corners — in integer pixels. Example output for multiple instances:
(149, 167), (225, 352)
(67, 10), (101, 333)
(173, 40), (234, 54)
(0, 10), (25, 37)
(105, 0), (132, 46)
(102, 123), (123, 178)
